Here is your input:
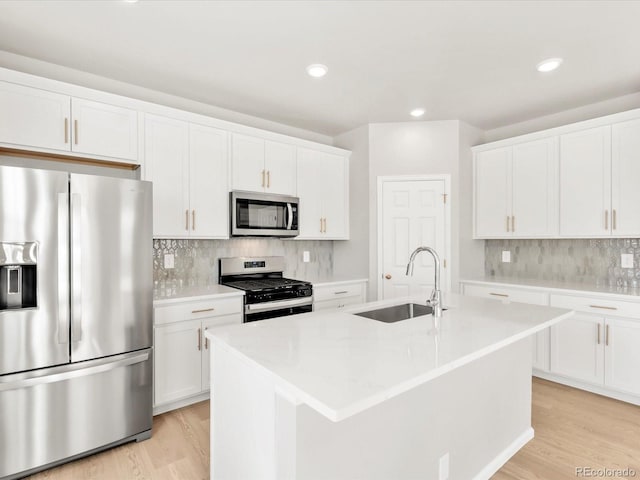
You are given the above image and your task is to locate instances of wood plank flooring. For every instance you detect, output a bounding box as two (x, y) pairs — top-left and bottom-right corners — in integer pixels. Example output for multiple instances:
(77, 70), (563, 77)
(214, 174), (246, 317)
(28, 378), (640, 479)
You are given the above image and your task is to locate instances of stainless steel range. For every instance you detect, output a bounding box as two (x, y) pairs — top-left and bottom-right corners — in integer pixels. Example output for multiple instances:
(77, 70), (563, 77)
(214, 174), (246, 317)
(219, 256), (312, 322)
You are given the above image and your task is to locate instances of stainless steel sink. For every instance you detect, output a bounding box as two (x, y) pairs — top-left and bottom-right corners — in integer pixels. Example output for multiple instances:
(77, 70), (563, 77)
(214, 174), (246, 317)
(354, 303), (445, 323)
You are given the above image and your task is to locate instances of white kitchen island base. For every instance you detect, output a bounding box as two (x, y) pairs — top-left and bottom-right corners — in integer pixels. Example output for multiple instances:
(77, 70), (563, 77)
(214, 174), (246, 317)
(213, 338), (533, 480)
(207, 294), (571, 480)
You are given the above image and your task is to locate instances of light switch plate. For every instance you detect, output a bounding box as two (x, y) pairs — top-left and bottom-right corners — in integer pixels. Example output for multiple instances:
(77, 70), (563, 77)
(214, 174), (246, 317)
(303, 251), (310, 263)
(502, 251), (511, 263)
(621, 253), (634, 269)
(164, 253), (175, 269)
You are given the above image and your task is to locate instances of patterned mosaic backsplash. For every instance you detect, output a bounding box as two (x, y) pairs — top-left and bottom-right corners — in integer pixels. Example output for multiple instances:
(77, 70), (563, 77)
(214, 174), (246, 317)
(153, 238), (334, 297)
(485, 239), (640, 288)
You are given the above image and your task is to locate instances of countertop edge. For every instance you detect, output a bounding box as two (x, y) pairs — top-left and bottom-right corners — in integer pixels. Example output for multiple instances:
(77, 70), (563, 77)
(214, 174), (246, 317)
(311, 278), (369, 287)
(154, 290), (245, 306)
(460, 277), (640, 302)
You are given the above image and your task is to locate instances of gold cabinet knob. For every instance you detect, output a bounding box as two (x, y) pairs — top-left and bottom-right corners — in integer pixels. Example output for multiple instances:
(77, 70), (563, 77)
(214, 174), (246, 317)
(384, 274), (392, 280)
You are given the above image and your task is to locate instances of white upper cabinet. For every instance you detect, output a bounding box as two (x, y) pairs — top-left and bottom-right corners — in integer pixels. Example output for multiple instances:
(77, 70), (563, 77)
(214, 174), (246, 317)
(474, 137), (558, 238)
(559, 126), (612, 237)
(189, 124), (229, 238)
(232, 133), (265, 192)
(70, 98), (138, 161)
(0, 81), (139, 163)
(511, 138), (558, 236)
(0, 81), (70, 152)
(611, 119), (640, 236)
(474, 147), (511, 237)
(144, 114), (190, 237)
(264, 140), (296, 196)
(231, 134), (297, 196)
(296, 148), (349, 240)
(144, 114), (230, 239)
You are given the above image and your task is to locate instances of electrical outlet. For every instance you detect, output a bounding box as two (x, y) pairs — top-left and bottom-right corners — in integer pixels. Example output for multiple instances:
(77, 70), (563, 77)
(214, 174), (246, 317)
(439, 452), (450, 480)
(502, 250), (511, 263)
(303, 251), (310, 263)
(621, 253), (634, 269)
(164, 253), (175, 269)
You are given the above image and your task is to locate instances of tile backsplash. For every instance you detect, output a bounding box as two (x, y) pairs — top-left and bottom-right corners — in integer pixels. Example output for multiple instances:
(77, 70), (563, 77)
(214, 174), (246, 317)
(153, 238), (334, 294)
(485, 238), (640, 288)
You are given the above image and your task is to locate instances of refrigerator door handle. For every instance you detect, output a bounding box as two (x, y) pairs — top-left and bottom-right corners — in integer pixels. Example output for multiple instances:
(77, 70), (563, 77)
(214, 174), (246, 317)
(0, 350), (150, 392)
(57, 193), (70, 344)
(70, 193), (82, 342)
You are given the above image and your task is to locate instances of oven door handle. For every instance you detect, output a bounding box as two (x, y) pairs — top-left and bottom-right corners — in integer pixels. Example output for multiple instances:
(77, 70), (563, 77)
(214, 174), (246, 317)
(245, 297), (313, 314)
(286, 203), (293, 230)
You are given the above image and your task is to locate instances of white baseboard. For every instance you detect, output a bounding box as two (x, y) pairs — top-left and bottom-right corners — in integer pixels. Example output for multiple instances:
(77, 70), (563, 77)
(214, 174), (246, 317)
(153, 391), (210, 416)
(533, 371), (640, 406)
(472, 427), (534, 480)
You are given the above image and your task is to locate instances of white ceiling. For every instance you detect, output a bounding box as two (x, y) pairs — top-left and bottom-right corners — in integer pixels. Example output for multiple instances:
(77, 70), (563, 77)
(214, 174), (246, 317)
(0, 1), (639, 136)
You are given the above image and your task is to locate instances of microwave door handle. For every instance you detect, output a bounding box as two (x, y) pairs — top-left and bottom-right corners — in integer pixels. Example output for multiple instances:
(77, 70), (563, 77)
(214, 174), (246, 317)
(287, 203), (293, 230)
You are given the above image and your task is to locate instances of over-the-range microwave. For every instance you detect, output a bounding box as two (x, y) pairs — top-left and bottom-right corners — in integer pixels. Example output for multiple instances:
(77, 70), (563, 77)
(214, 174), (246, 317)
(230, 191), (299, 237)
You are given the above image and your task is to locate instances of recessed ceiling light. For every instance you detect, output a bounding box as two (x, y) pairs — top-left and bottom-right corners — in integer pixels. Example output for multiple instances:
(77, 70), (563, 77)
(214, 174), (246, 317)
(537, 58), (563, 73)
(306, 64), (328, 78)
(410, 108), (425, 118)
(123, 0), (139, 3)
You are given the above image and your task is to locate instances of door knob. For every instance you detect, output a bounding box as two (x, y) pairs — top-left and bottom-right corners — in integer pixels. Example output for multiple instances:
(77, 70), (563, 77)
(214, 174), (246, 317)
(384, 274), (392, 280)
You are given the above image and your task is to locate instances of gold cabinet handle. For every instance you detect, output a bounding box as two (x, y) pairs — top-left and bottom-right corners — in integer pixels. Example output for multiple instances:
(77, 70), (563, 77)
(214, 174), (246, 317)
(613, 209), (617, 230)
(262, 170), (265, 188)
(191, 308), (215, 314)
(334, 290), (349, 295)
(605, 324), (610, 346)
(185, 209), (190, 231)
(64, 118), (69, 143)
(489, 292), (509, 297)
(320, 217), (323, 233)
(74, 119), (78, 145)
(506, 216), (510, 232)
(511, 215), (515, 233)
(384, 274), (392, 280)
(267, 170), (271, 188)
(597, 324), (601, 345)
(323, 218), (327, 233)
(589, 305), (617, 311)
(605, 210), (609, 230)
(192, 210), (196, 231)
(197, 328), (201, 351)
(204, 327), (209, 349)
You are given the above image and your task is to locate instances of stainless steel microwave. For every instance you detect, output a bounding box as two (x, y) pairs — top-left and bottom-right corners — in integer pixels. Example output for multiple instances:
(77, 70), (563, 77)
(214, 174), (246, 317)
(230, 191), (299, 237)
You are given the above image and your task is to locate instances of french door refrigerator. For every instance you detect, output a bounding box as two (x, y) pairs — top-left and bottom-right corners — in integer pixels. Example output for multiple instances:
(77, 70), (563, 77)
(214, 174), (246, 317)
(0, 165), (153, 479)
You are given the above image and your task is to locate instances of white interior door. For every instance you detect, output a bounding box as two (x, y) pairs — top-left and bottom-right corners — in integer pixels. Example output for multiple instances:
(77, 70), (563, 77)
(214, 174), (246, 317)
(380, 179), (447, 300)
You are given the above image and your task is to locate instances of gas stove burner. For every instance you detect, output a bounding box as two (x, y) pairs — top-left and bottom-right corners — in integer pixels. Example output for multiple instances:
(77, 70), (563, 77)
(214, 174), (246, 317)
(224, 278), (309, 292)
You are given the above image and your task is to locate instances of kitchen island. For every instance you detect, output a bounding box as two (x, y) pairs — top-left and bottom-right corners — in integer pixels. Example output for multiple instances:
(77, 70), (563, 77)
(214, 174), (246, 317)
(205, 293), (573, 480)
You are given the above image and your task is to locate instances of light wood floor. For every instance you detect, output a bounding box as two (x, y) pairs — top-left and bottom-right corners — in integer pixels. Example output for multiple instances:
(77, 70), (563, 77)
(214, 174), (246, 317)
(29, 378), (640, 479)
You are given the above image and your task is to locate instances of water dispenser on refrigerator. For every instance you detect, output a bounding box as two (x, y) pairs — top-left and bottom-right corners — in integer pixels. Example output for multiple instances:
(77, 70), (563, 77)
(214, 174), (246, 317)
(0, 242), (37, 310)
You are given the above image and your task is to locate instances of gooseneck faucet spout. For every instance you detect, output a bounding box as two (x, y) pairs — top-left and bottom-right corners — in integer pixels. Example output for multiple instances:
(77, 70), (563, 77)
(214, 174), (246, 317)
(406, 246), (443, 318)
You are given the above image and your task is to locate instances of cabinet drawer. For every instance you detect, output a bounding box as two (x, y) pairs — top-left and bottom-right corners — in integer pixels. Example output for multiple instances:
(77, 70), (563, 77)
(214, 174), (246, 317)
(549, 293), (640, 319)
(314, 296), (363, 312)
(313, 282), (364, 302)
(463, 284), (548, 306)
(154, 297), (243, 325)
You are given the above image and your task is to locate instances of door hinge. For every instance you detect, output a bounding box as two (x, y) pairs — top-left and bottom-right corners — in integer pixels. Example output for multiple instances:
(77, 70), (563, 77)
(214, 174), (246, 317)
(442, 193), (448, 204)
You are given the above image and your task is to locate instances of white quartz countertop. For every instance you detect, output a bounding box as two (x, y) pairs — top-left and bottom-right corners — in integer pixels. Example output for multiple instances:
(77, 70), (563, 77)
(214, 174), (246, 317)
(206, 293), (572, 422)
(309, 277), (368, 287)
(461, 276), (640, 301)
(153, 284), (244, 306)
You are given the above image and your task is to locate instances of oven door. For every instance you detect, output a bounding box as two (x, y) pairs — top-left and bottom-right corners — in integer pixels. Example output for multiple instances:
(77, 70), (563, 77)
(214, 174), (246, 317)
(244, 297), (313, 322)
(231, 191), (299, 237)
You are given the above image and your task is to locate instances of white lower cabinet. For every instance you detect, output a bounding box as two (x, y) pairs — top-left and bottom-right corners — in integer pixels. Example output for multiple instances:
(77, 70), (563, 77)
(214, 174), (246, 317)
(153, 296), (243, 412)
(461, 281), (640, 404)
(313, 280), (367, 312)
(461, 283), (550, 372)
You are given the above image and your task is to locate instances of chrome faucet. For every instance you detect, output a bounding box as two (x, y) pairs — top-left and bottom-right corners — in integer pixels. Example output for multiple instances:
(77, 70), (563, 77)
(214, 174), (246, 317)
(406, 246), (443, 318)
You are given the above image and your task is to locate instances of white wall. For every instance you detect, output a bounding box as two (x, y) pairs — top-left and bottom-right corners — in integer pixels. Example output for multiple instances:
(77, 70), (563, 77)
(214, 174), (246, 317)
(458, 122), (485, 280)
(333, 125), (370, 282)
(367, 121), (461, 299)
(0, 50), (333, 146)
(484, 91), (640, 142)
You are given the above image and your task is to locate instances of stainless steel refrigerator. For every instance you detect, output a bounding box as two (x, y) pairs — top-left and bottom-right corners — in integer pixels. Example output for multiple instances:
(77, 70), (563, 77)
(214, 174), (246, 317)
(0, 165), (153, 479)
